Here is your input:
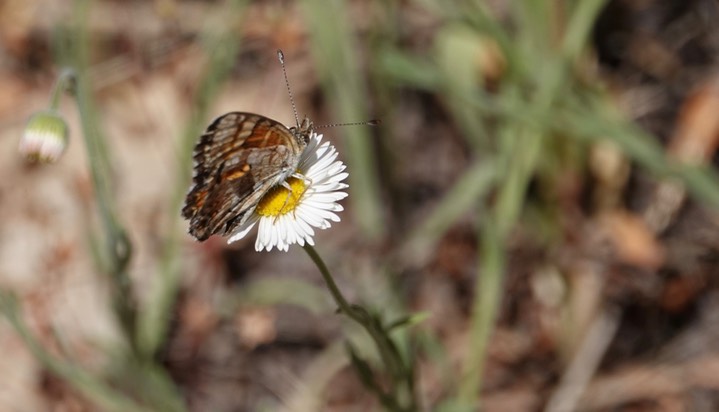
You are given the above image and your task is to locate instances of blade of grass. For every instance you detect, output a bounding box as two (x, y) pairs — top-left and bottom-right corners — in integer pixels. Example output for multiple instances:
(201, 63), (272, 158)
(457, 217), (503, 407)
(435, 24), (491, 150)
(560, 0), (609, 61)
(398, 159), (497, 267)
(66, 0), (137, 355)
(560, 99), (719, 207)
(300, 0), (385, 240)
(457, 1), (609, 406)
(139, 0), (249, 358)
(0, 291), (155, 412)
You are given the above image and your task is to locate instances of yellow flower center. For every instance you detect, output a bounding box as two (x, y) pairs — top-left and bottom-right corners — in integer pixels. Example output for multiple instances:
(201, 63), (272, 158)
(256, 177), (306, 217)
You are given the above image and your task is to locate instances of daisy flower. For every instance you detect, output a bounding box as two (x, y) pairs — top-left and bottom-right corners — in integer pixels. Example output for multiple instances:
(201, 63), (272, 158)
(228, 133), (348, 252)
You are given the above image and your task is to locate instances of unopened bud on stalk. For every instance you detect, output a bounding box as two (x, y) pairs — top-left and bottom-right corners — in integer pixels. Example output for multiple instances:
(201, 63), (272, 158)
(18, 110), (69, 163)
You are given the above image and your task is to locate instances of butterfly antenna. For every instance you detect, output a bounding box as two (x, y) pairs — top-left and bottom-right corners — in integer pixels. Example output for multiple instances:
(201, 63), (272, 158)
(315, 119), (382, 129)
(277, 49), (300, 128)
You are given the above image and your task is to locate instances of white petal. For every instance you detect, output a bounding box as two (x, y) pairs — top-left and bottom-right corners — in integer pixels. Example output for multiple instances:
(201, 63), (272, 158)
(228, 218), (258, 244)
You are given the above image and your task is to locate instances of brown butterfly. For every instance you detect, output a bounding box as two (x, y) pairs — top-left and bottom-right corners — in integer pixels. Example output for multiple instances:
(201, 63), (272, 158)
(182, 112), (312, 241)
(182, 49), (315, 241)
(182, 50), (377, 242)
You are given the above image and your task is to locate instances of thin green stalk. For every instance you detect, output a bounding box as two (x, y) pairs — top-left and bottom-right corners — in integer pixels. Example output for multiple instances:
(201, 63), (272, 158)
(70, 0), (137, 356)
(303, 245), (397, 374)
(32, 2), (187, 409)
(48, 68), (76, 111)
(560, 0), (609, 61)
(300, 0), (384, 240)
(0, 291), (152, 412)
(560, 98), (719, 208)
(303, 245), (355, 315)
(457, 218), (503, 406)
(140, 0), (248, 358)
(303, 245), (417, 412)
(399, 159), (497, 267)
(457, 1), (608, 407)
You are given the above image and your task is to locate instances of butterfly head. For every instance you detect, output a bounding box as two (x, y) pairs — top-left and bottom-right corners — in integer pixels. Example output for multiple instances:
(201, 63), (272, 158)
(290, 116), (313, 145)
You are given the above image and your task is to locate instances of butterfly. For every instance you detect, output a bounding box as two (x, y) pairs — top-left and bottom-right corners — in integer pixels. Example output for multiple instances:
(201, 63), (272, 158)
(182, 112), (313, 241)
(182, 50), (377, 242)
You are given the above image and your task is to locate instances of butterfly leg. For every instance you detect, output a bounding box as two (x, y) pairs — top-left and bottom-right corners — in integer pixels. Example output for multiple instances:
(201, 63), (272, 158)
(272, 173), (311, 223)
(291, 172), (312, 186)
(273, 188), (293, 224)
(289, 172), (312, 219)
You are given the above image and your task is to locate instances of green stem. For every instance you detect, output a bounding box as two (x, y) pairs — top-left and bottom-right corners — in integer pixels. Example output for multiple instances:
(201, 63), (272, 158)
(458, 218), (504, 405)
(139, 0), (248, 358)
(70, 0), (137, 357)
(300, 0), (384, 240)
(303, 244), (416, 412)
(457, 2), (609, 406)
(302, 245), (362, 323)
(48, 68), (77, 111)
(0, 291), (153, 412)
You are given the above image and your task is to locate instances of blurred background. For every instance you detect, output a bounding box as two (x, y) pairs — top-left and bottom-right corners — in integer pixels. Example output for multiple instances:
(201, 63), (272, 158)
(3, 0), (719, 411)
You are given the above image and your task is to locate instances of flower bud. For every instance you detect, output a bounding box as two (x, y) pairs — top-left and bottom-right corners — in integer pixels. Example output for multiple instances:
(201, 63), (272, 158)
(18, 110), (69, 163)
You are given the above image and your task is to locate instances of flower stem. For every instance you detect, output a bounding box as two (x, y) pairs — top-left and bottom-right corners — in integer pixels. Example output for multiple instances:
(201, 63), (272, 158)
(68, 0), (137, 356)
(49, 68), (77, 111)
(302, 244), (361, 321)
(302, 244), (417, 412)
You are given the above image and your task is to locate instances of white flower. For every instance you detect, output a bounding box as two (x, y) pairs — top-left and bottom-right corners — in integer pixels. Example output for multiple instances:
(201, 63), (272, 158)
(228, 133), (348, 252)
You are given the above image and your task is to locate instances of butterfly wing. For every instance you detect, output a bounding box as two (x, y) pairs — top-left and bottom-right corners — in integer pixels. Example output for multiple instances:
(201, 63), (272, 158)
(182, 112), (302, 241)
